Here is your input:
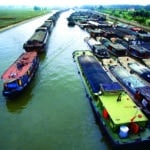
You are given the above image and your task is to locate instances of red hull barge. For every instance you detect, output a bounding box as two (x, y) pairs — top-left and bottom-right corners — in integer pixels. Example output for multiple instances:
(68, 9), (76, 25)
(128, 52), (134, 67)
(1, 51), (39, 98)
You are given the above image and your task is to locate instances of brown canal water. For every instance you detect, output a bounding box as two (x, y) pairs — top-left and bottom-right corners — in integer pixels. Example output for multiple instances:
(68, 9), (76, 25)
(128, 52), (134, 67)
(0, 10), (110, 150)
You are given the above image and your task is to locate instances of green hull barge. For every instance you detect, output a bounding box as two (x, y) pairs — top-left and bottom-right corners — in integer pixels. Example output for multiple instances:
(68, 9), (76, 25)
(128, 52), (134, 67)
(72, 50), (150, 149)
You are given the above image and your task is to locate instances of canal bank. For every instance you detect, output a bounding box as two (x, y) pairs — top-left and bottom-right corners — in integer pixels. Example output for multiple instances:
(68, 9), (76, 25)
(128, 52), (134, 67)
(0, 10), (57, 33)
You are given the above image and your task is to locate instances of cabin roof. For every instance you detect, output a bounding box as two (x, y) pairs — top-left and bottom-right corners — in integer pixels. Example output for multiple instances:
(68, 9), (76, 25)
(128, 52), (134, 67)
(109, 42), (126, 50)
(130, 45), (149, 52)
(88, 20), (100, 26)
(128, 62), (150, 74)
(88, 38), (101, 46)
(100, 92), (148, 125)
(117, 26), (137, 36)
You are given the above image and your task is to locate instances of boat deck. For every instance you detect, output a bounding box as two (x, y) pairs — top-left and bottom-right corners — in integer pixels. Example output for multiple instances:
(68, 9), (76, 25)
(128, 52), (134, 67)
(1, 51), (37, 81)
(129, 45), (149, 53)
(100, 89), (148, 125)
(102, 58), (117, 70)
(118, 56), (137, 72)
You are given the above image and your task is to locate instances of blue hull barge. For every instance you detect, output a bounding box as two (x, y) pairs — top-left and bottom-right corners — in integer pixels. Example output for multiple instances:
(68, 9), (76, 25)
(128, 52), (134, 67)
(1, 51), (39, 98)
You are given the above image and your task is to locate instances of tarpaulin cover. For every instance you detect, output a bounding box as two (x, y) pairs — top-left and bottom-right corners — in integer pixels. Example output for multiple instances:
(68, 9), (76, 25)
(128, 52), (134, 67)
(109, 65), (147, 95)
(100, 82), (123, 92)
(78, 55), (112, 93)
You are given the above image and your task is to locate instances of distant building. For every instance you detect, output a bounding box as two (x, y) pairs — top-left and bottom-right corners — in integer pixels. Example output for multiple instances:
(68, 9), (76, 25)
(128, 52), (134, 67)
(128, 8), (135, 11)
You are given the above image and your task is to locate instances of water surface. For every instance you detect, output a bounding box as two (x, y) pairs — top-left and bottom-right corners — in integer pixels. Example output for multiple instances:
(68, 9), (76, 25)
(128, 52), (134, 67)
(0, 10), (109, 150)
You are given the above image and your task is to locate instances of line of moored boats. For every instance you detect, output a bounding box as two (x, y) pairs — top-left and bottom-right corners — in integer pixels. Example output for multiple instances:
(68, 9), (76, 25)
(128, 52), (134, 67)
(1, 10), (65, 98)
(1, 8), (150, 149)
(70, 10), (150, 149)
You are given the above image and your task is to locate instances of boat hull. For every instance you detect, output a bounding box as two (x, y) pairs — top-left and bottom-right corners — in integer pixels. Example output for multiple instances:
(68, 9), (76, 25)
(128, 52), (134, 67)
(1, 52), (39, 98)
(89, 96), (150, 150)
(128, 45), (150, 59)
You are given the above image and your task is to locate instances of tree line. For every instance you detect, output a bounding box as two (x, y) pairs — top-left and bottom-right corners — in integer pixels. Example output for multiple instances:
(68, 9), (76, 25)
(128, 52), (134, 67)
(81, 4), (150, 27)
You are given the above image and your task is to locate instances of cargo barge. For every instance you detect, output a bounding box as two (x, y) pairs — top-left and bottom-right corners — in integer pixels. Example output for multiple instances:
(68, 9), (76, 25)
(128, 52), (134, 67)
(73, 50), (150, 149)
(23, 27), (49, 53)
(1, 51), (39, 98)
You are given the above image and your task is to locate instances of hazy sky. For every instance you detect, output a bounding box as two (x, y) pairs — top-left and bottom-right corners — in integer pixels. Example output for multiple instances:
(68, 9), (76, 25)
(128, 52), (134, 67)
(0, 0), (149, 7)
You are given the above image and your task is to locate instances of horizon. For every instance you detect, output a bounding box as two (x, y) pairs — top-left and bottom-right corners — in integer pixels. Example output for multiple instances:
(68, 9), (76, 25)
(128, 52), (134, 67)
(0, 0), (149, 7)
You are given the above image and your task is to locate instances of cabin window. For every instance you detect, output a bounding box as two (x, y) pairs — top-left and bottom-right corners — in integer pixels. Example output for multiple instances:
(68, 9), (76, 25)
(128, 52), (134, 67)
(6, 81), (18, 89)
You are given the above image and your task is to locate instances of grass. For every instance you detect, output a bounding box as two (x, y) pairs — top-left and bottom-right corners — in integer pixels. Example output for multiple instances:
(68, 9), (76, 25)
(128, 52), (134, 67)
(100, 9), (150, 28)
(0, 8), (51, 29)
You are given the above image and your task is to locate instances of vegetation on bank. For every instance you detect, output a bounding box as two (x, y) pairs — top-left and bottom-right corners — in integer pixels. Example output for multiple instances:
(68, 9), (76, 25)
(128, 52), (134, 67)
(0, 8), (51, 29)
(100, 9), (150, 27)
(81, 5), (150, 28)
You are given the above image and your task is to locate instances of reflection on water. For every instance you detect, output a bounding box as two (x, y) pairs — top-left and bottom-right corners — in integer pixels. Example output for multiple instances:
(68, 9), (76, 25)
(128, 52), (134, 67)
(6, 75), (37, 113)
(6, 95), (31, 113)
(0, 10), (109, 150)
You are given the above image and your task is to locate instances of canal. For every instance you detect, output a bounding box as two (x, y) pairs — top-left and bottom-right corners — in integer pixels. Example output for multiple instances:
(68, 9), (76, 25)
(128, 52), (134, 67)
(0, 10), (109, 150)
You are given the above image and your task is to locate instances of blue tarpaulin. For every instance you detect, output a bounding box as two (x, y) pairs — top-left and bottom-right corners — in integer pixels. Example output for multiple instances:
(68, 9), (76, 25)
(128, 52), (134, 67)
(78, 55), (112, 93)
(100, 82), (123, 92)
